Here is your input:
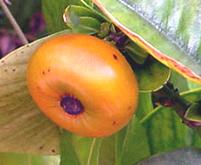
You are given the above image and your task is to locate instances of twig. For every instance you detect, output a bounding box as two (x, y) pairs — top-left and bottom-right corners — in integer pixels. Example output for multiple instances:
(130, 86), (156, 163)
(152, 82), (198, 127)
(0, 0), (28, 44)
(153, 82), (190, 113)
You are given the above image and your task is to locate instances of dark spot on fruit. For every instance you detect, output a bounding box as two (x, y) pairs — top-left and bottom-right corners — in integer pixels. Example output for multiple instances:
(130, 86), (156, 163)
(42, 71), (45, 75)
(12, 69), (16, 72)
(113, 54), (118, 60)
(21, 51), (24, 54)
(39, 146), (44, 150)
(128, 106), (132, 110)
(60, 95), (84, 115)
(113, 121), (116, 125)
(4, 69), (7, 72)
(1, 60), (5, 63)
(51, 149), (56, 153)
(48, 69), (50, 72)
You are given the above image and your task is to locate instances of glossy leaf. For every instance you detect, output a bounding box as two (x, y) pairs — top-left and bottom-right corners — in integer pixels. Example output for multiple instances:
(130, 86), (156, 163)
(116, 117), (150, 165)
(72, 136), (102, 165)
(60, 131), (102, 165)
(98, 136), (115, 165)
(0, 31), (70, 154)
(60, 116), (149, 165)
(143, 107), (196, 154)
(182, 88), (201, 103)
(42, 0), (82, 33)
(184, 103), (201, 124)
(42, 0), (104, 34)
(63, 5), (101, 34)
(93, 0), (201, 84)
(138, 87), (201, 122)
(125, 41), (149, 64)
(170, 71), (189, 92)
(99, 117), (150, 165)
(138, 148), (201, 165)
(60, 132), (80, 165)
(133, 58), (170, 92)
(139, 88), (201, 123)
(187, 80), (201, 90)
(136, 93), (154, 122)
(140, 88), (201, 154)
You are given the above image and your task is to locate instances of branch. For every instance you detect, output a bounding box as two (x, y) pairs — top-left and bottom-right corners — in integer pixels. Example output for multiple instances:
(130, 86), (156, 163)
(0, 0), (28, 44)
(152, 82), (201, 127)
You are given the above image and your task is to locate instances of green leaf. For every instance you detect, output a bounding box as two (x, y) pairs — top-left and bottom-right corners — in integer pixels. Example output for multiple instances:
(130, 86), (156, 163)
(72, 136), (102, 165)
(60, 131), (102, 165)
(132, 58), (170, 92)
(78, 17), (101, 33)
(185, 103), (201, 122)
(140, 88), (201, 125)
(0, 31), (69, 154)
(187, 80), (201, 90)
(140, 88), (201, 154)
(60, 132), (80, 165)
(93, 0), (201, 83)
(143, 107), (193, 154)
(170, 71), (189, 92)
(63, 5), (102, 34)
(182, 88), (201, 103)
(125, 41), (149, 64)
(64, 5), (103, 21)
(117, 117), (150, 165)
(99, 117), (150, 165)
(98, 136), (115, 165)
(42, 0), (82, 33)
(138, 148), (201, 165)
(81, 0), (94, 6)
(136, 93), (154, 120)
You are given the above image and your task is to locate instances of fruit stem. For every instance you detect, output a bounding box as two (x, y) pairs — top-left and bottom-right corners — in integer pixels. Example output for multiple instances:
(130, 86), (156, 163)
(152, 82), (191, 125)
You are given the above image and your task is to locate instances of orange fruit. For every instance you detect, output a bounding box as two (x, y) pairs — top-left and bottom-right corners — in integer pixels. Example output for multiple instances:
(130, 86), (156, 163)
(26, 34), (138, 137)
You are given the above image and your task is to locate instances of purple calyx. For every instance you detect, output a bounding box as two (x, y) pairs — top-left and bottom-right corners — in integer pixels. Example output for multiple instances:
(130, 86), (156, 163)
(60, 95), (84, 115)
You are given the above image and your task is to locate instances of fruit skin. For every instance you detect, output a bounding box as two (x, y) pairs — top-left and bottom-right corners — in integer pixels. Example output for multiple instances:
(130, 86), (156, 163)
(26, 34), (138, 137)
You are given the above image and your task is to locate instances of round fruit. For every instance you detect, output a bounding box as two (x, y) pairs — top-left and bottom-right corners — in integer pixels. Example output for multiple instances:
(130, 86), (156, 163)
(26, 34), (138, 137)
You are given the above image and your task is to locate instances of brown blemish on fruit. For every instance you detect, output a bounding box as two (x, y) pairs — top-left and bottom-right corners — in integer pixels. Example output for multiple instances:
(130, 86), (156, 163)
(4, 69), (7, 72)
(42, 71), (45, 75)
(48, 69), (51, 72)
(12, 69), (16, 72)
(128, 106), (132, 110)
(51, 149), (56, 153)
(113, 54), (118, 60)
(1, 60), (5, 63)
(113, 121), (116, 125)
(39, 146), (44, 150)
